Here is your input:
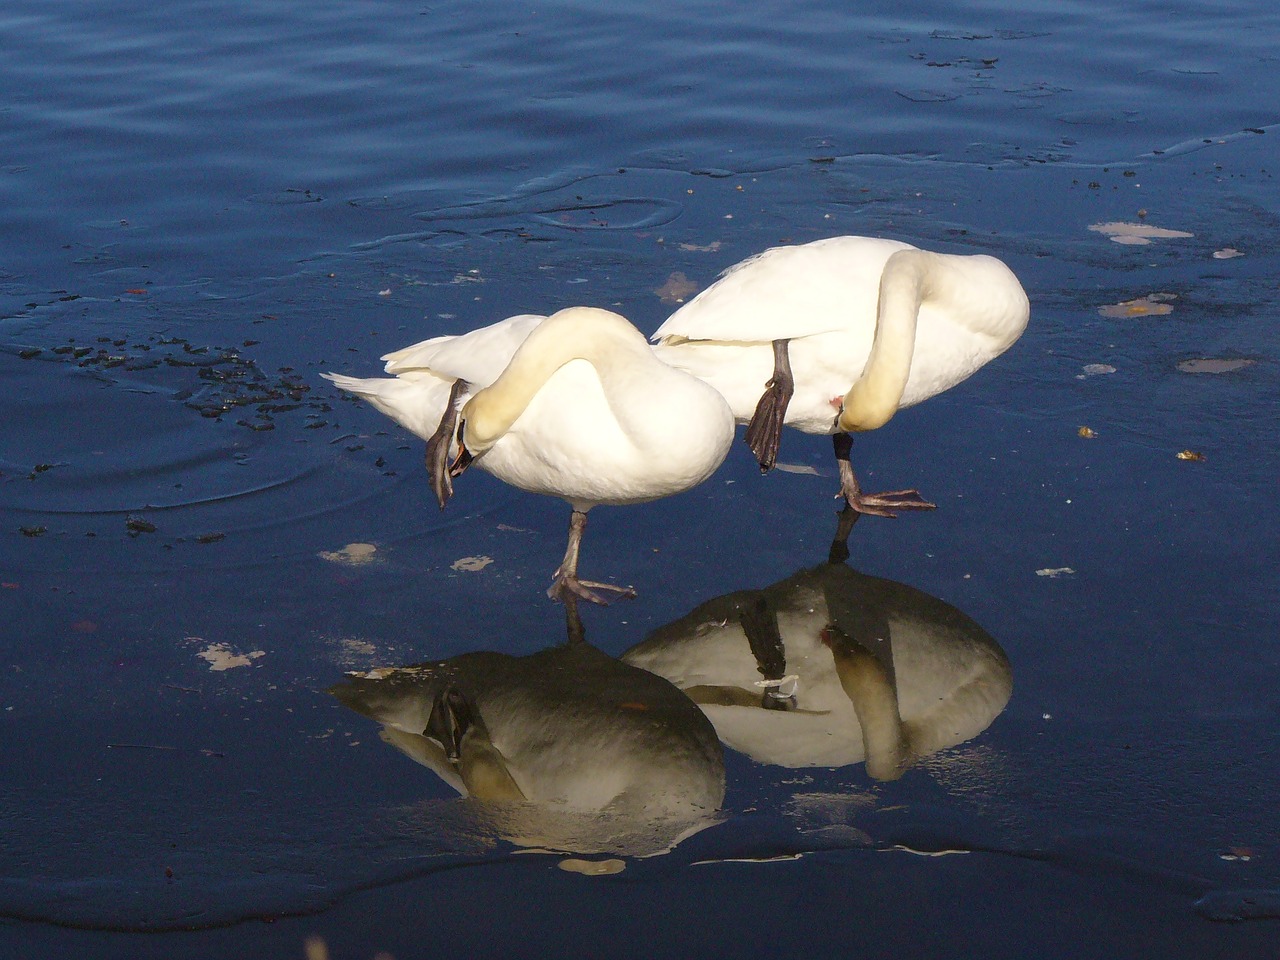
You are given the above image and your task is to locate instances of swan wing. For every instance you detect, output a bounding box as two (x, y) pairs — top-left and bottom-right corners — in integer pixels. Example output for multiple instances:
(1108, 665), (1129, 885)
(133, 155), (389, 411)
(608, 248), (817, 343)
(381, 313), (545, 383)
(653, 237), (913, 343)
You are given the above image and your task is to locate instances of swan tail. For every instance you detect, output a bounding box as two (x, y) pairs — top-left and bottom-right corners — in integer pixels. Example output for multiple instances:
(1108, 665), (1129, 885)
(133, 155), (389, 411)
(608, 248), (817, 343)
(322, 371), (455, 442)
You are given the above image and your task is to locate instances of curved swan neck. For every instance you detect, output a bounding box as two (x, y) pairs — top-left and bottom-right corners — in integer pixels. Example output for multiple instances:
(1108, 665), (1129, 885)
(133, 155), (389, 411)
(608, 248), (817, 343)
(836, 248), (1028, 432)
(827, 628), (910, 781)
(837, 249), (932, 432)
(460, 307), (648, 452)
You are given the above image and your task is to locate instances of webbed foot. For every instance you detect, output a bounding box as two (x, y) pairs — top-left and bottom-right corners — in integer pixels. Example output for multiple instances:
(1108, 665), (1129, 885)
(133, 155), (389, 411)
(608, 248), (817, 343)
(547, 573), (637, 607)
(424, 379), (470, 509)
(744, 339), (794, 472)
(833, 432), (936, 519)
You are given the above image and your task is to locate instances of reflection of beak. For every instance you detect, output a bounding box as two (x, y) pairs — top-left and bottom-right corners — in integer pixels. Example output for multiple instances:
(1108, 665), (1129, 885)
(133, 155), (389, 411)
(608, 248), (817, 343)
(426, 685), (472, 762)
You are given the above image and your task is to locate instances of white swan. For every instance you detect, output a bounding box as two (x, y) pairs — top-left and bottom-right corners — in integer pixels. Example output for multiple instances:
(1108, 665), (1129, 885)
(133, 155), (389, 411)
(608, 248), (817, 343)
(329, 604), (726, 857)
(324, 306), (735, 603)
(651, 236), (1030, 516)
(622, 561), (1012, 780)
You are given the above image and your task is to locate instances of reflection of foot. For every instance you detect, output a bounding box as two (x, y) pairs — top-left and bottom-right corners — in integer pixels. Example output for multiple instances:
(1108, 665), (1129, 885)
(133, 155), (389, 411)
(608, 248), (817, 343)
(547, 573), (637, 606)
(828, 504), (862, 564)
(744, 339), (794, 471)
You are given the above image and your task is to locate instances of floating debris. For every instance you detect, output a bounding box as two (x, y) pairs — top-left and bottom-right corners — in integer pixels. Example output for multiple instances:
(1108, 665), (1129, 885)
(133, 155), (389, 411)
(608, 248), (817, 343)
(1176, 450), (1207, 462)
(774, 462), (822, 476)
(318, 542), (379, 566)
(655, 271), (700, 304)
(1088, 221), (1193, 245)
(1212, 247), (1244, 259)
(195, 642), (265, 672)
(1036, 567), (1075, 578)
(23, 333), (331, 432)
(1077, 426), (1098, 439)
(1078, 363), (1117, 378)
(1176, 357), (1254, 374)
(1098, 293), (1177, 318)
(126, 516), (157, 535)
(451, 555), (493, 572)
(895, 89), (961, 103)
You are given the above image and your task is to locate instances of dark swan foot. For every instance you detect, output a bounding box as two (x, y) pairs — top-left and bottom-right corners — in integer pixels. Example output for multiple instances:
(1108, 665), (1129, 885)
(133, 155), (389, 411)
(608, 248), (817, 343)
(833, 433), (936, 519)
(744, 339), (794, 472)
(546, 574), (637, 607)
(424, 378), (470, 509)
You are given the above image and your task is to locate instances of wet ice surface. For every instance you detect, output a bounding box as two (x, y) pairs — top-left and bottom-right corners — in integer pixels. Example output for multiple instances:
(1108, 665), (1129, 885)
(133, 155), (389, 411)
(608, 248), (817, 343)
(2, 0), (1279, 955)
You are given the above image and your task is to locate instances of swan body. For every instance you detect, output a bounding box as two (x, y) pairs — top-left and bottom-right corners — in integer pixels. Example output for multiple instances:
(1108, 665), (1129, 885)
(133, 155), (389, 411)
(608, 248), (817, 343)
(330, 633), (726, 856)
(325, 307), (735, 601)
(623, 562), (1012, 779)
(651, 236), (1030, 515)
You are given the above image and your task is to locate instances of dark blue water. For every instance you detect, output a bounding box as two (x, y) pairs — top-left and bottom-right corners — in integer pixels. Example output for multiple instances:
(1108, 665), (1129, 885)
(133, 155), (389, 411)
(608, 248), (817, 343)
(2, 0), (1278, 956)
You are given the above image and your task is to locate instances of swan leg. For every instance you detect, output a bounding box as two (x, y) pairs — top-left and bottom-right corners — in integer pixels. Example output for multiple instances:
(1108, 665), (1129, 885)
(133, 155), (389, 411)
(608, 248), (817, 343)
(833, 432), (936, 519)
(424, 378), (470, 509)
(744, 339), (794, 472)
(547, 510), (637, 606)
(738, 594), (795, 711)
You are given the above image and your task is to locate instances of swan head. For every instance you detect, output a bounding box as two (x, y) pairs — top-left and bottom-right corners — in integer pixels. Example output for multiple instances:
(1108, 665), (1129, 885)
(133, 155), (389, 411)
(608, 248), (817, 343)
(455, 305), (646, 459)
(836, 388), (898, 433)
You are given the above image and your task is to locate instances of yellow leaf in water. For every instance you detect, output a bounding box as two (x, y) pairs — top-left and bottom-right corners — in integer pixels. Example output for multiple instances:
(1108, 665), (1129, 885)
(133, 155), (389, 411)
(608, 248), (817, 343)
(1098, 294), (1177, 318)
(1078, 426), (1098, 439)
(197, 643), (265, 672)
(318, 542), (379, 566)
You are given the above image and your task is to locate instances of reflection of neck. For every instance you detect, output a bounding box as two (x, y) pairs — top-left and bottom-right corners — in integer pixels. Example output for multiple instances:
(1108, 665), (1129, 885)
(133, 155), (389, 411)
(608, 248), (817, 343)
(828, 629), (910, 781)
(458, 727), (526, 802)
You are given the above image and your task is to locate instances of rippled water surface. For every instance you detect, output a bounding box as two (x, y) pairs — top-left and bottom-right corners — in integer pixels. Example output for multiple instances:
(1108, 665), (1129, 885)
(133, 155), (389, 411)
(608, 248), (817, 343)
(2, 0), (1278, 956)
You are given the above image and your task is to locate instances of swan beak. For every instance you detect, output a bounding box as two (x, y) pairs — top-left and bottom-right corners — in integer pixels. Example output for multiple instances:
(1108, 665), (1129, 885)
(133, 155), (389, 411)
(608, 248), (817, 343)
(448, 418), (475, 478)
(449, 442), (474, 478)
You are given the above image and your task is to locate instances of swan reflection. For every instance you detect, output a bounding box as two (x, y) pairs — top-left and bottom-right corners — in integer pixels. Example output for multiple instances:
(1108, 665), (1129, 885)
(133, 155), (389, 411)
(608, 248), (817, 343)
(622, 557), (1012, 781)
(329, 603), (725, 858)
